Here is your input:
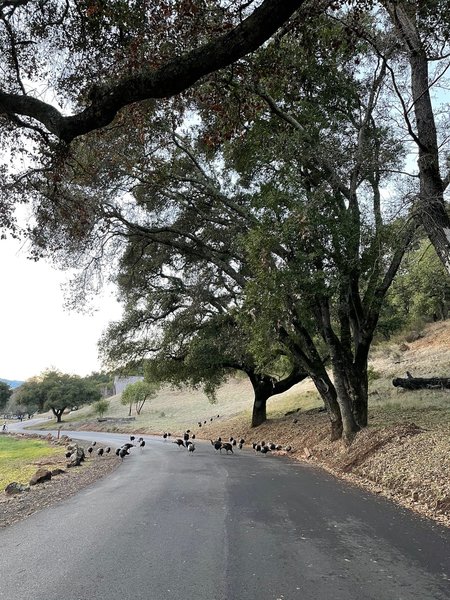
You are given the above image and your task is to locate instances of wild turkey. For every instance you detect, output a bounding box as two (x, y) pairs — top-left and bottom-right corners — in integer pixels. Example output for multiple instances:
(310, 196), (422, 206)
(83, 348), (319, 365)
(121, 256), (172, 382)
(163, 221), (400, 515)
(252, 442), (257, 450)
(122, 443), (134, 450)
(119, 447), (129, 461)
(255, 444), (262, 453)
(173, 438), (185, 448)
(260, 446), (270, 455)
(211, 439), (222, 451)
(91, 441), (97, 447)
(138, 437), (144, 443)
(229, 437), (234, 442)
(105, 447), (111, 454)
(87, 447), (93, 456)
(269, 443), (276, 451)
(238, 442), (243, 450)
(260, 441), (266, 447)
(232, 439), (237, 446)
(198, 422), (202, 427)
(139, 440), (146, 449)
(222, 443), (233, 454)
(115, 448), (121, 456)
(97, 447), (104, 457)
(183, 432), (190, 442)
(191, 434), (196, 440)
(163, 433), (168, 440)
(185, 440), (193, 449)
(130, 435), (135, 442)
(276, 445), (283, 451)
(239, 438), (245, 445)
(188, 443), (195, 454)
(285, 445), (292, 452)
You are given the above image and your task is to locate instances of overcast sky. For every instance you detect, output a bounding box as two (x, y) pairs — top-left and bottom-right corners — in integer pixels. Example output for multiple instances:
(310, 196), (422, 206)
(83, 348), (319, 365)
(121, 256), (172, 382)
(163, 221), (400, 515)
(0, 237), (123, 382)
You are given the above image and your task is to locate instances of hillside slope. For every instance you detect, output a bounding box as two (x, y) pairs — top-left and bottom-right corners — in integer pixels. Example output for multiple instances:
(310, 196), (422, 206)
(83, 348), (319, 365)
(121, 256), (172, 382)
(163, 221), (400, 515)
(36, 321), (450, 527)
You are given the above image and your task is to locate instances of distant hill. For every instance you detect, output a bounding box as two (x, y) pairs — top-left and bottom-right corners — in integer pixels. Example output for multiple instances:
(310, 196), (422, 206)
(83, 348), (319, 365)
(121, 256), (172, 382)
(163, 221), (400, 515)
(0, 378), (24, 389)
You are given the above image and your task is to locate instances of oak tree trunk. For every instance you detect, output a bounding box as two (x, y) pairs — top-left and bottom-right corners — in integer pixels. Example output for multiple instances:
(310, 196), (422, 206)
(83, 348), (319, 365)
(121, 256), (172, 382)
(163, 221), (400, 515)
(388, 3), (450, 273)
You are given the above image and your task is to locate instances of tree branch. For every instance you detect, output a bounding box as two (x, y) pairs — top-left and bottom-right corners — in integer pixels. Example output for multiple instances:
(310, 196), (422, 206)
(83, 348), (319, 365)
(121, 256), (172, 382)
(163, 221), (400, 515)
(0, 0), (308, 142)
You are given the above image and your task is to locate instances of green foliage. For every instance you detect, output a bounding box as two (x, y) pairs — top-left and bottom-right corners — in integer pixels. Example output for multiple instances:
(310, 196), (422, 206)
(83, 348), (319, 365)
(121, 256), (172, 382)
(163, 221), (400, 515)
(121, 380), (159, 415)
(380, 239), (450, 337)
(0, 436), (66, 488)
(367, 366), (381, 383)
(0, 382), (12, 410)
(84, 371), (115, 397)
(15, 370), (101, 422)
(93, 399), (109, 418)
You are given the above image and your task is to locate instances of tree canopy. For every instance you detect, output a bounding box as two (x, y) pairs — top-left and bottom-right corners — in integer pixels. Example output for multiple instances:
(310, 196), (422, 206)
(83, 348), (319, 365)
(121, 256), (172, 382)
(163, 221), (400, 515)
(120, 379), (159, 416)
(1, 2), (450, 442)
(88, 15), (419, 440)
(15, 370), (101, 422)
(0, 381), (12, 411)
(1, 1), (450, 274)
(0, 0), (308, 142)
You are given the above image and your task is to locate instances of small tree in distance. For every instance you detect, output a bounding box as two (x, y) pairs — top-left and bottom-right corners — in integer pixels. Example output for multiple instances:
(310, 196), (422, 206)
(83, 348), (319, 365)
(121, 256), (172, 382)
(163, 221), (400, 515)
(121, 381), (159, 416)
(93, 399), (109, 419)
(0, 381), (12, 412)
(15, 370), (101, 422)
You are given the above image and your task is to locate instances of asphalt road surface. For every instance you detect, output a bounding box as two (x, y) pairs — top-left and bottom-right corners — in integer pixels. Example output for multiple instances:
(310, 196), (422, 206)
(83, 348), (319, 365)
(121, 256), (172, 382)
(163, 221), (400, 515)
(1, 423), (449, 600)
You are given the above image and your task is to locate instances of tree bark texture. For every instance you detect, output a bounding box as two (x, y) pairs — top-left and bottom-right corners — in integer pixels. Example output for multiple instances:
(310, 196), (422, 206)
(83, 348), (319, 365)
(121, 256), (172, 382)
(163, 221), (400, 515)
(247, 365), (309, 427)
(387, 3), (450, 274)
(311, 374), (343, 441)
(393, 376), (450, 390)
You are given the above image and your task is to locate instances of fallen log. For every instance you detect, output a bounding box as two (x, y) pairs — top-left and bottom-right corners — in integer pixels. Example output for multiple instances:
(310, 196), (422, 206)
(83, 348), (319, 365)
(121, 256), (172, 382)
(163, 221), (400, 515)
(392, 375), (450, 390)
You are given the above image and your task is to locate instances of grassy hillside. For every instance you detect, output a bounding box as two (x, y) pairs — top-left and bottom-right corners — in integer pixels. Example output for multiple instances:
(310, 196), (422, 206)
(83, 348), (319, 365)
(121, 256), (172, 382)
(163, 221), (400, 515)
(39, 374), (322, 434)
(29, 320), (450, 528)
(34, 319), (450, 436)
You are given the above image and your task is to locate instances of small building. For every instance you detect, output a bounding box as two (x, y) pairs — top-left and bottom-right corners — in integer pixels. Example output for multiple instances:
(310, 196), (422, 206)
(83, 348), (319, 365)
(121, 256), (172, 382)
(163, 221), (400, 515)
(113, 375), (144, 395)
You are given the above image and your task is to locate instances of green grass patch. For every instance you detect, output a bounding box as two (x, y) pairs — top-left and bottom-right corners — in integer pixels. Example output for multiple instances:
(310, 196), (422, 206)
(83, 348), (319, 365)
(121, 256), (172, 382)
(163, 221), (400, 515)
(0, 436), (66, 489)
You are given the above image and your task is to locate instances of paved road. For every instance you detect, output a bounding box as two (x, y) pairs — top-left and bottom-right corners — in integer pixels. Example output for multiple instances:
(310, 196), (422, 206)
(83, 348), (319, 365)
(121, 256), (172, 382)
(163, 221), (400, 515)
(1, 423), (449, 600)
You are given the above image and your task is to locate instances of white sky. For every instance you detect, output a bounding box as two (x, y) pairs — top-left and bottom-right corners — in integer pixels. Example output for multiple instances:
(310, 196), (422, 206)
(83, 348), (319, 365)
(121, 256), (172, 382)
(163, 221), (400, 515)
(0, 236), (123, 382)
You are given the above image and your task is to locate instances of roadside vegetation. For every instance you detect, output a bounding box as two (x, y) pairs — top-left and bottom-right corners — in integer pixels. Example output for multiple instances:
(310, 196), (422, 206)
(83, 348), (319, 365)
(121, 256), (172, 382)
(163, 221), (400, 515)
(25, 320), (450, 527)
(0, 436), (66, 489)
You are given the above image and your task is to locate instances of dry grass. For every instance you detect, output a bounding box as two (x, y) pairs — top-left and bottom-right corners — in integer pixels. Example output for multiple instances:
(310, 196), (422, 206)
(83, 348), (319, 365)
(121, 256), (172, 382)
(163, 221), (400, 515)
(28, 320), (450, 527)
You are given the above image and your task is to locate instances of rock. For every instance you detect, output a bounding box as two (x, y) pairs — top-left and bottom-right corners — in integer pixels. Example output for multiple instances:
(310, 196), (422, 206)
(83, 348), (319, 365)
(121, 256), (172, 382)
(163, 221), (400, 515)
(5, 482), (29, 495)
(411, 490), (419, 502)
(51, 468), (66, 477)
(435, 496), (450, 514)
(303, 447), (312, 459)
(399, 343), (409, 352)
(66, 444), (85, 468)
(29, 468), (52, 486)
(405, 330), (423, 343)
